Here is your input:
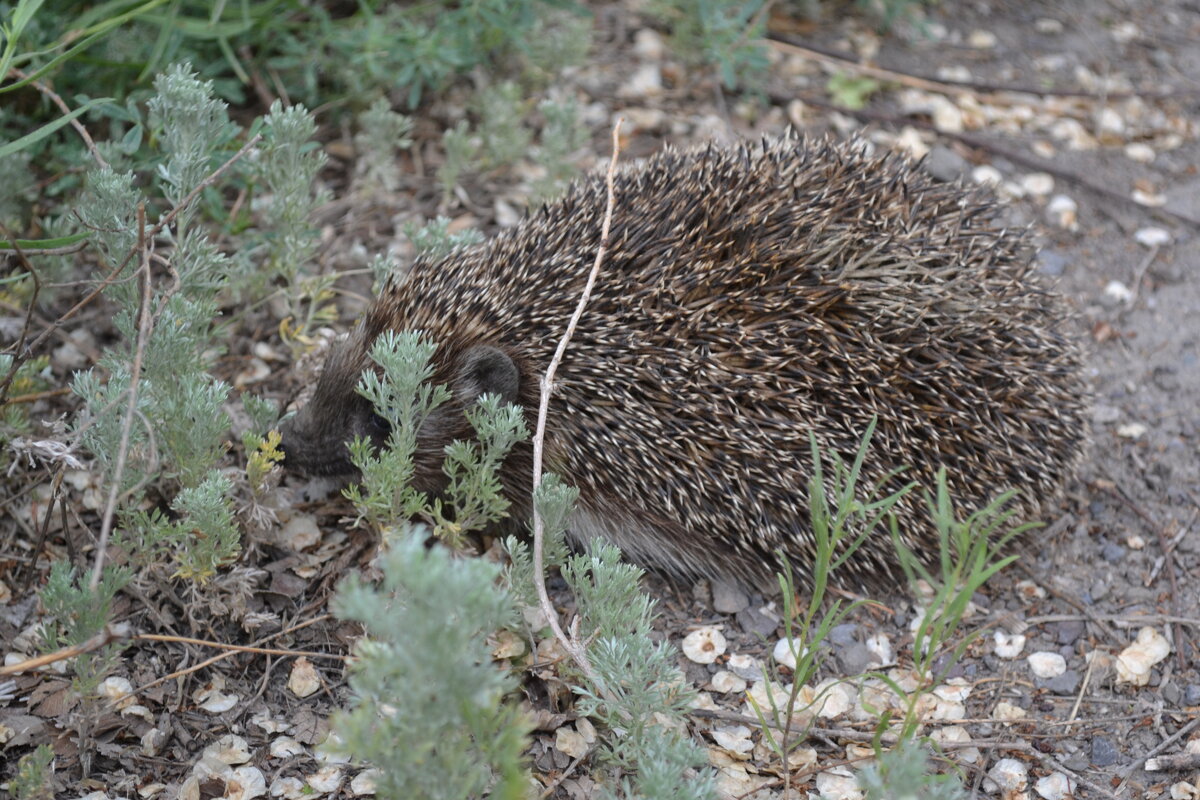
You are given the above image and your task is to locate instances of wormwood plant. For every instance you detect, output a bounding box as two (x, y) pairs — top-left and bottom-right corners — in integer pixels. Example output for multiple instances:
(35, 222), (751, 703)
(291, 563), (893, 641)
(71, 66), (243, 582)
(328, 529), (529, 800)
(328, 331), (529, 799)
(333, 330), (715, 799)
(646, 0), (771, 90)
(343, 330), (528, 544)
(507, 479), (715, 798)
(8, 744), (55, 800)
(353, 97), (414, 195)
(560, 541), (718, 800)
(37, 561), (132, 775)
(401, 216), (485, 263)
(435, 86), (585, 207)
(856, 740), (968, 800)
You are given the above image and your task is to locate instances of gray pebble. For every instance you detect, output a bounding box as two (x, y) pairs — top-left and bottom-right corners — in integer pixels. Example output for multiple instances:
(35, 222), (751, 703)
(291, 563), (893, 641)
(736, 605), (778, 638)
(1152, 366), (1181, 392)
(1036, 249), (1069, 277)
(1056, 620), (1085, 645)
(1063, 751), (1090, 771)
(711, 579), (750, 614)
(1101, 542), (1126, 562)
(837, 643), (877, 674)
(1185, 685), (1200, 705)
(828, 623), (859, 648)
(1043, 669), (1081, 695)
(924, 145), (969, 182)
(1091, 737), (1120, 767)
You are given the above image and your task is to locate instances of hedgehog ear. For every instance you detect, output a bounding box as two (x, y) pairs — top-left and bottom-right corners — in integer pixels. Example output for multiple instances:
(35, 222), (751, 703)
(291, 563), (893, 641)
(454, 345), (520, 406)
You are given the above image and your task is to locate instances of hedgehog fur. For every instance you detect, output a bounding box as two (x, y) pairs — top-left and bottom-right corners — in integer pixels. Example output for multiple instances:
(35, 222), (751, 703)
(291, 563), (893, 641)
(279, 135), (1088, 587)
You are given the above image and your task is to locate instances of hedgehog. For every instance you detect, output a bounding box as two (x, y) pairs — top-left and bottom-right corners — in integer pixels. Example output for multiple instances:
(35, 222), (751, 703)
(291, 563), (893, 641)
(279, 134), (1088, 588)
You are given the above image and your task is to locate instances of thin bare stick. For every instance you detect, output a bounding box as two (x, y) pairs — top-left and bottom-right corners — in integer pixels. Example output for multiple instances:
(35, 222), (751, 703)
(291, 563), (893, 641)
(10, 68), (109, 169)
(0, 623), (130, 676)
(530, 119), (623, 689)
(112, 614), (334, 707)
(135, 632), (347, 661)
(147, 132), (263, 242)
(89, 203), (151, 592)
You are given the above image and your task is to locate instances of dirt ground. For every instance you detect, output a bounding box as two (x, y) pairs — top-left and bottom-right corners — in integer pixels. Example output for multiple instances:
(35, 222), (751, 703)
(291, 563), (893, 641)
(2, 0), (1199, 798)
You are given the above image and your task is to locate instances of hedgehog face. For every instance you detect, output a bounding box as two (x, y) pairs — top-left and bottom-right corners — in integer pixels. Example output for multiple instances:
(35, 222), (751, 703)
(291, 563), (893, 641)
(279, 337), (522, 490)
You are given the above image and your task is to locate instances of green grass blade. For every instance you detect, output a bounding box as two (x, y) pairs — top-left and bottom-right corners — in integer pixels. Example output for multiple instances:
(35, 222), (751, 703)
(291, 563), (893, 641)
(0, 232), (91, 250)
(0, 97), (111, 159)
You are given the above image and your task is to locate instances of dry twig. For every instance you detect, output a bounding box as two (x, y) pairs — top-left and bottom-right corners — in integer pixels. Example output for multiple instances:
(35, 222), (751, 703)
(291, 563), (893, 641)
(530, 118), (623, 693)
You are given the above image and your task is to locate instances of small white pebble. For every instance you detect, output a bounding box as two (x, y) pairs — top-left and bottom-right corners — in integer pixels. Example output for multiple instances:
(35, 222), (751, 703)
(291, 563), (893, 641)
(1014, 580), (1046, 601)
(1097, 107), (1125, 135)
(931, 97), (964, 133)
(1134, 227), (1171, 247)
(1126, 534), (1146, 550)
(712, 725), (755, 755)
(994, 700), (1028, 721)
(350, 769), (379, 796)
(269, 736), (305, 759)
(1028, 651), (1067, 678)
(1132, 188), (1166, 207)
(288, 657), (321, 698)
(1110, 21), (1140, 42)
(621, 63), (663, 98)
(1125, 143), (1156, 163)
(632, 29), (666, 61)
(681, 627), (727, 664)
(227, 766), (267, 799)
(1169, 781), (1199, 799)
(936, 65), (972, 82)
(967, 30), (997, 48)
(306, 766), (343, 794)
(710, 670), (747, 694)
(1117, 422), (1148, 439)
(1035, 18), (1064, 34)
(813, 680), (856, 718)
(865, 633), (893, 665)
(994, 631), (1026, 658)
(1104, 280), (1133, 303)
(1046, 194), (1078, 230)
(971, 165), (1003, 186)
(1021, 172), (1055, 197)
(206, 734), (252, 766)
(1116, 627), (1171, 686)
(1036, 771), (1076, 800)
(987, 758), (1029, 792)
(726, 653), (763, 681)
(1032, 140), (1057, 159)
(555, 726), (589, 759)
(773, 637), (802, 669)
(814, 768), (862, 799)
